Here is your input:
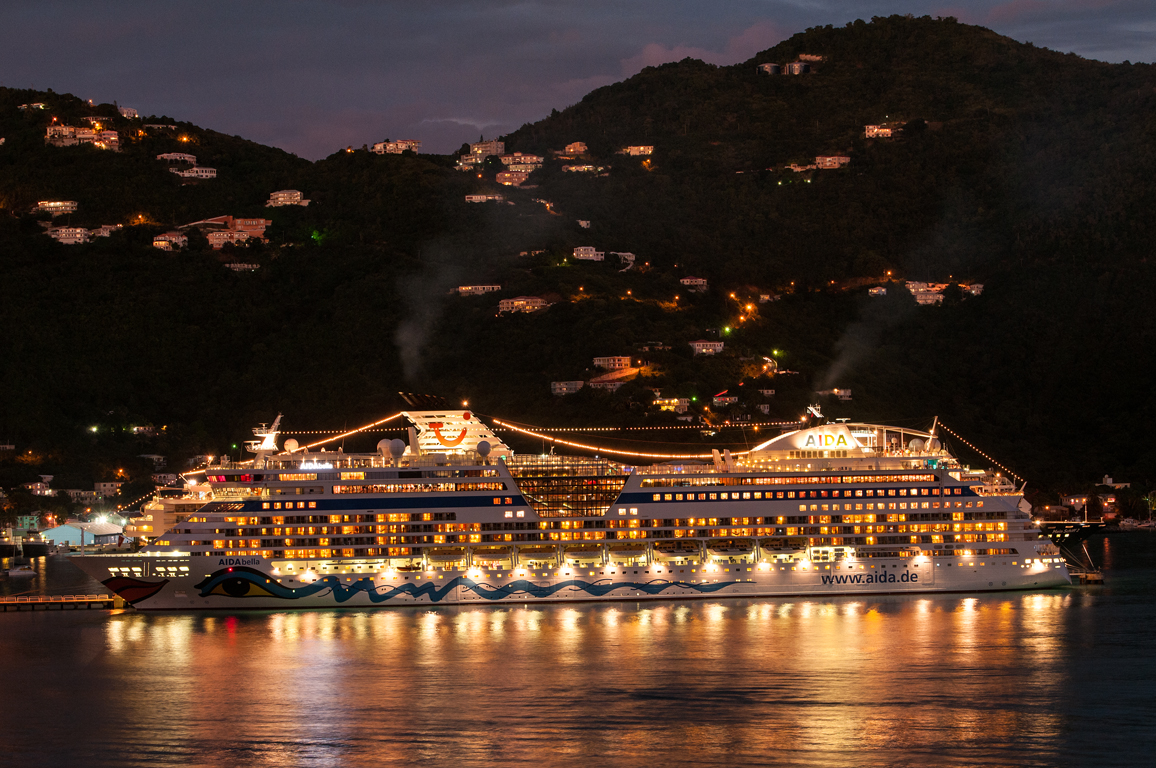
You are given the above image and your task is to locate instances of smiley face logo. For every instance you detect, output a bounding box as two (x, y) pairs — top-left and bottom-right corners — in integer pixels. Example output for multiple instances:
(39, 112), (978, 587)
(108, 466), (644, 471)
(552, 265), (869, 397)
(429, 422), (468, 447)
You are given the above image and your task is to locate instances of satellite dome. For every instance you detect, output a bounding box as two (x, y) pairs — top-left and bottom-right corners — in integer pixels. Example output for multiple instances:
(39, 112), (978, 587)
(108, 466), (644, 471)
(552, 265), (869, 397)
(389, 439), (407, 458)
(476, 440), (491, 457)
(908, 438), (925, 451)
(928, 438), (941, 451)
(283, 438), (299, 452)
(377, 439), (390, 454)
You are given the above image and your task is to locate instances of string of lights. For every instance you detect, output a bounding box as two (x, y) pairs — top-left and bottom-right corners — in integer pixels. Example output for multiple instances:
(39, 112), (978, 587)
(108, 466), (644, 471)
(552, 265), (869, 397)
(294, 413), (403, 451)
(937, 422), (1024, 484)
(491, 418), (756, 460)
(490, 420), (800, 433)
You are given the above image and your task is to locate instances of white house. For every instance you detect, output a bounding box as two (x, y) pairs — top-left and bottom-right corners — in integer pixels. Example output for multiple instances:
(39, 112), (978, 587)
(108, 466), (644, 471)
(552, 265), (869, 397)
(816, 155), (851, 169)
(865, 125), (893, 138)
(654, 397), (690, 413)
(95, 481), (124, 498)
(868, 286), (887, 296)
(35, 200), (78, 216)
(119, 107), (139, 119)
(499, 296), (548, 313)
(594, 356), (632, 370)
(680, 276), (708, 291)
(266, 189), (310, 207)
(573, 246), (605, 261)
(458, 285), (501, 296)
(153, 232), (188, 251)
(689, 340), (724, 355)
(172, 166), (216, 179)
(496, 171), (530, 186)
(465, 194), (505, 203)
(47, 227), (89, 245)
(371, 139), (421, 154)
(157, 152), (196, 163)
(619, 146), (654, 156)
(550, 381), (585, 396)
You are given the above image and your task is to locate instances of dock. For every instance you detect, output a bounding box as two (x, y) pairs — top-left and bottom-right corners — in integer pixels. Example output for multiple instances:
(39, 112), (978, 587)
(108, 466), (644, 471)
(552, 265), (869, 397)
(0, 594), (125, 612)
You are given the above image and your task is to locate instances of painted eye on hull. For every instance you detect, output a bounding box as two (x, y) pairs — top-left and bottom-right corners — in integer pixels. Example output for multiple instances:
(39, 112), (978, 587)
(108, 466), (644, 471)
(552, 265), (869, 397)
(196, 566), (287, 599)
(206, 577), (277, 598)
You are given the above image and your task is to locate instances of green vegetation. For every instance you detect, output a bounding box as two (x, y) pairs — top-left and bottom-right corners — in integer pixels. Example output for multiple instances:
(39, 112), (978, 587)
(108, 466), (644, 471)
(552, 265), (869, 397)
(1, 15), (1155, 510)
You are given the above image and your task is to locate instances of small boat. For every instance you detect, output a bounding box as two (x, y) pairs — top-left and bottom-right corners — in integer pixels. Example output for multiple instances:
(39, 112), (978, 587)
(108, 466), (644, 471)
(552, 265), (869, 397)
(6, 565), (36, 578)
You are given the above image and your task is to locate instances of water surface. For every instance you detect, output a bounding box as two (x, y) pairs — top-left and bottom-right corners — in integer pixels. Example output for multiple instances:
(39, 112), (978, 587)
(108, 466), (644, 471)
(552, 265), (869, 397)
(1, 533), (1153, 767)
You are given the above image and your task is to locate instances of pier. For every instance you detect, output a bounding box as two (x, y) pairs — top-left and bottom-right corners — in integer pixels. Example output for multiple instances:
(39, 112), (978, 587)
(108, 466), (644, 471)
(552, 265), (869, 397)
(0, 594), (124, 612)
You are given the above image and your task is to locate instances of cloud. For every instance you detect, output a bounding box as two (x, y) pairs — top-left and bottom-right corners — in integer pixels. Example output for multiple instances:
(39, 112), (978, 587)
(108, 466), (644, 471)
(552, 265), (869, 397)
(0, 2), (1151, 159)
(621, 20), (789, 74)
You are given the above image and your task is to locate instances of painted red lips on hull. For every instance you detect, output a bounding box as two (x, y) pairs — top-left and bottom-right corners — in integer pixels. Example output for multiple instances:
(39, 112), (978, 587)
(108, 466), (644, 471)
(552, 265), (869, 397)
(102, 577), (169, 604)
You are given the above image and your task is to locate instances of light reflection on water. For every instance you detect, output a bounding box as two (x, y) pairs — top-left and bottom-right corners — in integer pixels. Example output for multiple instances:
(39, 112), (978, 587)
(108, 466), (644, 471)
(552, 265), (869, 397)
(1, 534), (1154, 767)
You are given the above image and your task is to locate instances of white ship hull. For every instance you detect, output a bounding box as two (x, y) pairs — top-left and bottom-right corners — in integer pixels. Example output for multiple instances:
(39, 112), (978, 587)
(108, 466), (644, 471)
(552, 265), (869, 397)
(75, 552), (1071, 610)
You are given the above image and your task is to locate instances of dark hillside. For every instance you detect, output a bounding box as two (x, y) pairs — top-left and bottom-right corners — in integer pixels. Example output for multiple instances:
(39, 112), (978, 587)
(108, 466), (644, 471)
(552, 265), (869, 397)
(1, 16), (1155, 503)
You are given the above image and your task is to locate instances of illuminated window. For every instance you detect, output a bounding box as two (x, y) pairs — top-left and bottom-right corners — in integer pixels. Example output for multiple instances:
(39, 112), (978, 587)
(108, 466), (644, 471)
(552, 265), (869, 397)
(516, 511), (525, 518)
(504, 511), (513, 518)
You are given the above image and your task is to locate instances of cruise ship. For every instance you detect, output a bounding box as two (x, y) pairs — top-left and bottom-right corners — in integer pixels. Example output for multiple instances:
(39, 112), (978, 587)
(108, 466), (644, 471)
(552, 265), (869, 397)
(75, 410), (1070, 609)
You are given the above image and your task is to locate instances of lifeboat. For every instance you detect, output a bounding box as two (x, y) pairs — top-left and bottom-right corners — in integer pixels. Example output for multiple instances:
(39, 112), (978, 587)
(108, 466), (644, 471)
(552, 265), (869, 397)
(426, 548), (467, 563)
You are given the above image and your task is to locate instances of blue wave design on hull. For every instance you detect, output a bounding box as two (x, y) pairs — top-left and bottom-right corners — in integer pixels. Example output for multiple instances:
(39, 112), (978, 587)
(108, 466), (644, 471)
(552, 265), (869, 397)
(194, 567), (739, 604)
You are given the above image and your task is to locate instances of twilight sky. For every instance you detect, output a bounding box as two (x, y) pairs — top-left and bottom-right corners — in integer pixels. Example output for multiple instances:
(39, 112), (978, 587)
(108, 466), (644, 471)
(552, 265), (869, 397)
(2, 1), (1153, 159)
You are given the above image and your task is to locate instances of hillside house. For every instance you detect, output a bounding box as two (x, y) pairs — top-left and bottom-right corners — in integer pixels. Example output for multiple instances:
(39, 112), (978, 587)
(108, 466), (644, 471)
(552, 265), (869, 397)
(594, 356), (632, 370)
(654, 398), (690, 413)
(619, 146), (653, 156)
(787, 163), (817, 172)
(499, 296), (548, 313)
(578, 220), (591, 228)
(91, 224), (123, 237)
(496, 170), (530, 186)
(153, 232), (188, 250)
(118, 106), (138, 118)
(758, 293), (780, 302)
(45, 124), (119, 150)
(171, 166), (217, 179)
(690, 340), (724, 355)
(470, 139), (505, 158)
(798, 54), (824, 62)
(865, 125), (893, 138)
(465, 194), (505, 203)
(157, 152), (196, 163)
(181, 215), (271, 249)
(551, 381), (585, 396)
(371, 139), (421, 154)
(759, 389), (775, 397)
(95, 481), (124, 498)
(35, 200), (78, 216)
(869, 286), (887, 296)
(562, 164), (602, 172)
(458, 285), (501, 296)
(713, 394), (739, 407)
(965, 283), (984, 296)
(589, 381), (624, 392)
(612, 252), (636, 269)
(816, 155), (851, 169)
(563, 142), (587, 154)
(47, 227), (89, 245)
(573, 246), (605, 261)
(906, 281), (946, 305)
(266, 189), (310, 207)
(680, 276), (708, 291)
(18, 102), (47, 110)
(500, 152), (543, 168)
